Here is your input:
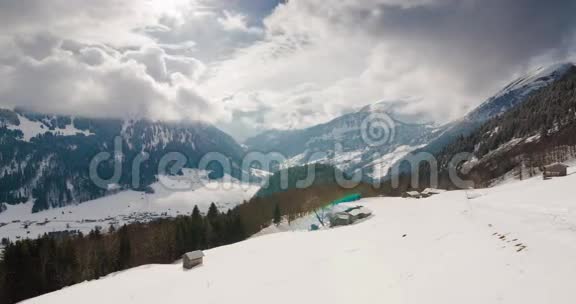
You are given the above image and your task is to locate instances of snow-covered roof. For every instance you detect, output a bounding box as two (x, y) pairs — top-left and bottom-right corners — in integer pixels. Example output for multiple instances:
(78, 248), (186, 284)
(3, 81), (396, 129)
(184, 251), (204, 260)
(348, 207), (372, 217)
(422, 188), (446, 195)
(544, 163), (569, 170)
(335, 213), (351, 220)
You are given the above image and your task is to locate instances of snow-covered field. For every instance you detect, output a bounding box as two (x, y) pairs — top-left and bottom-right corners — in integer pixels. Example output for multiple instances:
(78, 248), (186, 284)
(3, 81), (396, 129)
(0, 170), (259, 240)
(24, 166), (576, 304)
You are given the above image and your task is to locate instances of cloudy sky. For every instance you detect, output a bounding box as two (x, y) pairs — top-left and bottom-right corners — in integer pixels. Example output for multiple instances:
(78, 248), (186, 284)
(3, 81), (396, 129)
(1, 0), (575, 141)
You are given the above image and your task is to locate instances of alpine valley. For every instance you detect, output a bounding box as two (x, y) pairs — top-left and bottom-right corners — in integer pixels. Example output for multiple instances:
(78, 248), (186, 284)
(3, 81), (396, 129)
(2, 62), (575, 217)
(2, 61), (576, 304)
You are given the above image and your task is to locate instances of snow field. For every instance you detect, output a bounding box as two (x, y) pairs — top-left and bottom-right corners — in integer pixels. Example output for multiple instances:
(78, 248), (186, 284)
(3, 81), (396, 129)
(26, 167), (576, 304)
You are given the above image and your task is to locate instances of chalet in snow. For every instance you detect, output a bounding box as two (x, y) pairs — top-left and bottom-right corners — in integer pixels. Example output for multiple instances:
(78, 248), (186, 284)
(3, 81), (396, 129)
(421, 188), (446, 198)
(183, 251), (204, 269)
(403, 191), (422, 199)
(331, 212), (353, 227)
(543, 163), (569, 179)
(329, 206), (373, 227)
(402, 188), (445, 199)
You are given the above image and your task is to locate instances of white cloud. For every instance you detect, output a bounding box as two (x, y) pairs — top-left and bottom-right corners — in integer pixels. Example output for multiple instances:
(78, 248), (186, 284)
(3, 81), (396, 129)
(0, 0), (575, 141)
(0, 0), (242, 124)
(201, 0), (576, 139)
(218, 10), (260, 34)
(0, 40), (221, 123)
(0, 0), (197, 46)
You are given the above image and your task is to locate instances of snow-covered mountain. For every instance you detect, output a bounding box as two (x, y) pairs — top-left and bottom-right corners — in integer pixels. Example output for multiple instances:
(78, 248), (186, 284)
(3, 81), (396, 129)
(2, 62), (573, 216)
(428, 63), (576, 187)
(0, 108), (247, 213)
(245, 63), (574, 181)
(410, 62), (575, 157)
(25, 164), (576, 304)
(245, 102), (446, 179)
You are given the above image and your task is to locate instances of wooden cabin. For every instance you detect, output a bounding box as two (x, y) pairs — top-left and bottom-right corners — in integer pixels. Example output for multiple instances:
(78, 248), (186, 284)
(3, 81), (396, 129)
(403, 191), (421, 199)
(183, 250), (204, 269)
(543, 163), (568, 179)
(421, 188), (446, 198)
(330, 212), (353, 227)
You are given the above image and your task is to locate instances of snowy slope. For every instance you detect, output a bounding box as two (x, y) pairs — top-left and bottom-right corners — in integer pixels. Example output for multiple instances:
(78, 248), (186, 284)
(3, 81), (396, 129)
(5, 113), (93, 142)
(26, 166), (576, 304)
(0, 170), (259, 240)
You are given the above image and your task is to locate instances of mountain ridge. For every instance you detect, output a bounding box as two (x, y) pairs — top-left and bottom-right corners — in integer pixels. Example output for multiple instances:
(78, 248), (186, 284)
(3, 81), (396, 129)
(245, 101), (445, 179)
(0, 108), (247, 213)
(384, 62), (576, 180)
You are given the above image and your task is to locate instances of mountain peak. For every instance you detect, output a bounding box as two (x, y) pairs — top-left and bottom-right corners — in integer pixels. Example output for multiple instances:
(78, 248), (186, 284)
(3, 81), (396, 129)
(467, 62), (575, 122)
(358, 100), (434, 125)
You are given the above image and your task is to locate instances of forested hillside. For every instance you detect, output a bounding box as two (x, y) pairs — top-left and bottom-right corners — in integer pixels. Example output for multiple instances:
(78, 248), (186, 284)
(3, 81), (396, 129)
(421, 66), (576, 187)
(0, 108), (245, 213)
(254, 164), (355, 198)
(390, 63), (575, 172)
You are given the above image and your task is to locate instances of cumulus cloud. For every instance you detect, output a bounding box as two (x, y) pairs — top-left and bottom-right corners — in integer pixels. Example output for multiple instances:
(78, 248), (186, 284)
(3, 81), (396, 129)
(0, 0), (575, 140)
(0, 0), (164, 46)
(0, 38), (221, 122)
(147, 8), (265, 62)
(198, 0), (576, 139)
(0, 0), (236, 124)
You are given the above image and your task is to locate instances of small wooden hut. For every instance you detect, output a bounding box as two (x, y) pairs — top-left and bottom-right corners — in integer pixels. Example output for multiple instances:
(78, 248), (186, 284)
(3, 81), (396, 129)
(543, 163), (568, 179)
(183, 250), (204, 269)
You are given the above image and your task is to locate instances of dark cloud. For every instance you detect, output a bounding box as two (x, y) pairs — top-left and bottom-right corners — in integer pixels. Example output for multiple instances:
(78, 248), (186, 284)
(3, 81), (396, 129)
(338, 0), (576, 94)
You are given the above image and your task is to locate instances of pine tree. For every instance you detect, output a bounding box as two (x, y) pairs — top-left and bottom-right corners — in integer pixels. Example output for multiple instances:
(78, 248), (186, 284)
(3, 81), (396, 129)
(273, 204), (282, 226)
(207, 202), (219, 219)
(117, 225), (131, 270)
(192, 205), (201, 222)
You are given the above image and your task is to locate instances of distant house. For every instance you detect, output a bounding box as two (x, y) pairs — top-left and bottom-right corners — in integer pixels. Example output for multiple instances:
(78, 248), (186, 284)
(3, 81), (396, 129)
(421, 188), (446, 198)
(543, 163), (569, 179)
(403, 191), (421, 199)
(330, 212), (353, 227)
(347, 207), (372, 220)
(144, 186), (155, 194)
(183, 250), (204, 269)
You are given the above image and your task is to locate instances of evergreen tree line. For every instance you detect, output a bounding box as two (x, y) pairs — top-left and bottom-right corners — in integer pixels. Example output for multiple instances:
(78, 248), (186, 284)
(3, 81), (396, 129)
(0, 203), (244, 304)
(237, 180), (387, 235)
